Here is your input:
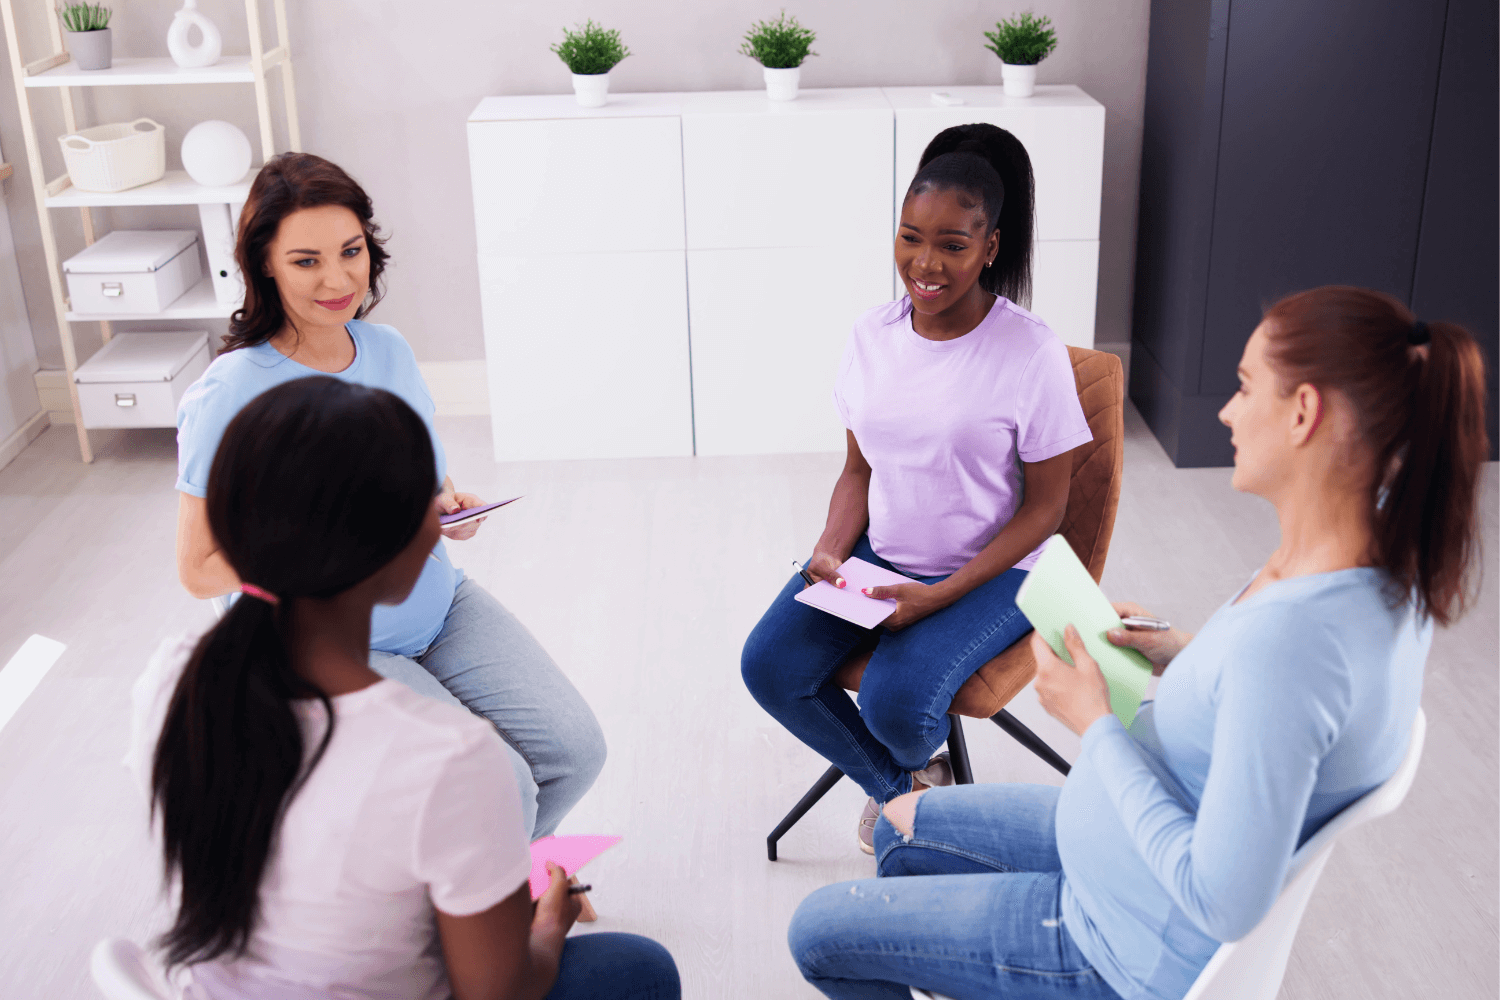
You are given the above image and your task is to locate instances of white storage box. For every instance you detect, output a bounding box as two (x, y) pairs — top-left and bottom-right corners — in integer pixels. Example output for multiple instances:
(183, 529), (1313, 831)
(74, 331), (211, 429)
(64, 230), (202, 315)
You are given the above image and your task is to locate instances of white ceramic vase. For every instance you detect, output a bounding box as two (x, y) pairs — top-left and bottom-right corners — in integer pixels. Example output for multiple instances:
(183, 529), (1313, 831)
(66, 28), (111, 71)
(167, 0), (222, 69)
(181, 120), (252, 187)
(1001, 63), (1037, 98)
(763, 65), (800, 101)
(572, 73), (610, 108)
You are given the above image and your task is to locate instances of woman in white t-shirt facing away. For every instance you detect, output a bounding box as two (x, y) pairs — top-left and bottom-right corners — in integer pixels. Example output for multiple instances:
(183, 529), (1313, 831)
(129, 377), (679, 1000)
(742, 123), (1093, 854)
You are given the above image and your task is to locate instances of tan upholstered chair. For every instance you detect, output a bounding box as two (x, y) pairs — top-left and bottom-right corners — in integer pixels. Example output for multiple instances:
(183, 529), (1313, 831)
(767, 346), (1126, 860)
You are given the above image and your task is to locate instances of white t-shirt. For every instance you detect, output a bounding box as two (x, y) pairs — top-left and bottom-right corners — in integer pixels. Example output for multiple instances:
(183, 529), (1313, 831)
(127, 636), (532, 1000)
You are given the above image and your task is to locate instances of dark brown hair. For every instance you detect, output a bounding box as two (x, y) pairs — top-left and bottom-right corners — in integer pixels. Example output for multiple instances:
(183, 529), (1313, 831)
(152, 377), (436, 967)
(222, 153), (390, 352)
(1262, 286), (1489, 626)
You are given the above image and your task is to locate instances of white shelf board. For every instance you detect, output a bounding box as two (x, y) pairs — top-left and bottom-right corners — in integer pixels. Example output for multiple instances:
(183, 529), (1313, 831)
(67, 277), (234, 322)
(47, 170), (251, 207)
(24, 56), (255, 87)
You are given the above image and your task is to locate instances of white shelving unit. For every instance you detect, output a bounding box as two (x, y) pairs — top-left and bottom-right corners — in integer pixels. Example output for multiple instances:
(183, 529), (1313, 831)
(0, 0), (299, 461)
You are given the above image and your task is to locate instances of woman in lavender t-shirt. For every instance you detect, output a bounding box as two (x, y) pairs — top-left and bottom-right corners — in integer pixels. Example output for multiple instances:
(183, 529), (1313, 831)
(741, 124), (1091, 854)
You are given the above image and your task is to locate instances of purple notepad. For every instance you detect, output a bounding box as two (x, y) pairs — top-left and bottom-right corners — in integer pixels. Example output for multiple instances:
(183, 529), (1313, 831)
(792, 556), (913, 629)
(439, 495), (521, 527)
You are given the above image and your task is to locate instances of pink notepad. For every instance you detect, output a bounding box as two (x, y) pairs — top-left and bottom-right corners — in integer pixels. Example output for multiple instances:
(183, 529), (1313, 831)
(793, 556), (913, 629)
(528, 835), (622, 900)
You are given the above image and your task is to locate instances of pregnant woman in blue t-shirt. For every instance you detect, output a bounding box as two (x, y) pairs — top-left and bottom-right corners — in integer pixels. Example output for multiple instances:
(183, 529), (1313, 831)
(787, 286), (1490, 1000)
(174, 153), (604, 858)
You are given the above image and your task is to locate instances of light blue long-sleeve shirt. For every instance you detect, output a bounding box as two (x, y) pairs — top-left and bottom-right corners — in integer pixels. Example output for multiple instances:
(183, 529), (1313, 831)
(1057, 568), (1428, 1000)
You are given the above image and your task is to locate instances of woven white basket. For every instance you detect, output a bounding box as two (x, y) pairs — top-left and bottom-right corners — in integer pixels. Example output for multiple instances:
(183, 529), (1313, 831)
(58, 119), (166, 193)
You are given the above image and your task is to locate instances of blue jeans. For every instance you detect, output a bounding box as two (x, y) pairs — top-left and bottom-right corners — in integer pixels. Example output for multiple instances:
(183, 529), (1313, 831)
(742, 535), (1030, 802)
(370, 577), (606, 840)
(544, 932), (681, 1000)
(788, 783), (1121, 1000)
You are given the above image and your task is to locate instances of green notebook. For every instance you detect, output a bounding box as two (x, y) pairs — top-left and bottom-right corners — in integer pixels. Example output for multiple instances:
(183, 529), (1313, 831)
(1015, 535), (1154, 728)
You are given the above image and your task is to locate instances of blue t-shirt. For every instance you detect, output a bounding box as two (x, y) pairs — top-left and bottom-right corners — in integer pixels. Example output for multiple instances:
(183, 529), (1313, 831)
(1056, 568), (1428, 1000)
(176, 320), (461, 656)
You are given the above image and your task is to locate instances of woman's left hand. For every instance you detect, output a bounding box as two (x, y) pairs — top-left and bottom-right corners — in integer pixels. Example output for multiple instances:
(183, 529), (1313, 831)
(1031, 625), (1114, 736)
(861, 581), (951, 632)
(438, 490), (487, 541)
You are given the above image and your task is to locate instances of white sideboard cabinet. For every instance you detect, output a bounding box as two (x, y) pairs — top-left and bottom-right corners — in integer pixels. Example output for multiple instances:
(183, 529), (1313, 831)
(468, 85), (1104, 461)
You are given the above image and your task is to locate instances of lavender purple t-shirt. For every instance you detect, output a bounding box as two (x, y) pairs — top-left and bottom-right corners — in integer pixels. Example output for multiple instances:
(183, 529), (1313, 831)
(833, 296), (1092, 577)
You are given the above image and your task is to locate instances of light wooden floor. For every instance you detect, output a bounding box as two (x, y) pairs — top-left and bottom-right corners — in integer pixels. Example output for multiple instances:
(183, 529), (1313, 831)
(0, 403), (1494, 1000)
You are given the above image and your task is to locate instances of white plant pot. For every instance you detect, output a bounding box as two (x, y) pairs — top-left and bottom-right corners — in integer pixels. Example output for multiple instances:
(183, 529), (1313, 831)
(1001, 63), (1037, 98)
(763, 65), (800, 102)
(572, 73), (610, 108)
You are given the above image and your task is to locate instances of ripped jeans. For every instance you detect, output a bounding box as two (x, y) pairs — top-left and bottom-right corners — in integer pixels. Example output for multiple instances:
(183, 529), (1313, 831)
(788, 783), (1122, 1000)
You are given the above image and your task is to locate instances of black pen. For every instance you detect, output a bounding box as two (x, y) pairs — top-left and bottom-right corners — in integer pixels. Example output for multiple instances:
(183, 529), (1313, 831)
(791, 558), (815, 586)
(568, 884), (592, 895)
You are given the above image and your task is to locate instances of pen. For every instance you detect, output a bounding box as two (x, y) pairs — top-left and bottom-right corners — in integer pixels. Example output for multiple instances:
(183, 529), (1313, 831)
(1121, 615), (1171, 631)
(568, 884), (592, 895)
(791, 558), (815, 586)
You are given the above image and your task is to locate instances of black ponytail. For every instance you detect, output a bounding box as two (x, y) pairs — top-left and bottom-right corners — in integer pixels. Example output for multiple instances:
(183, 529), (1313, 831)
(152, 377), (437, 967)
(908, 123), (1036, 307)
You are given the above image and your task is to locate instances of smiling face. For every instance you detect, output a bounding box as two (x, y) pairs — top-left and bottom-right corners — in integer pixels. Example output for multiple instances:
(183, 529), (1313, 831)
(265, 205), (370, 334)
(894, 187), (1000, 321)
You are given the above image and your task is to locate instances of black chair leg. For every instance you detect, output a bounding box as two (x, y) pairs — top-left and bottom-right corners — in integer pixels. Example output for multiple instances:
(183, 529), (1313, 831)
(767, 764), (845, 861)
(945, 714), (974, 785)
(991, 709), (1071, 776)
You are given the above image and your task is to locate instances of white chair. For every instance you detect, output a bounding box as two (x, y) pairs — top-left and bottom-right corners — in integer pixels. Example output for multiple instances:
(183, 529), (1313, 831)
(89, 938), (171, 1000)
(912, 707), (1428, 1000)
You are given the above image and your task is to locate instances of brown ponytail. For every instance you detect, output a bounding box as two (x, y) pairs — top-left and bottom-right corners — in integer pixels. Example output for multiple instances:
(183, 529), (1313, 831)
(1262, 286), (1489, 626)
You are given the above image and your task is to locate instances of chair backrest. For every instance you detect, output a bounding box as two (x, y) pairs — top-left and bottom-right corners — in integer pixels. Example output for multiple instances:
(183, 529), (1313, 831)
(1181, 707), (1428, 1000)
(90, 939), (172, 1000)
(1061, 346), (1126, 584)
(914, 708), (1427, 1000)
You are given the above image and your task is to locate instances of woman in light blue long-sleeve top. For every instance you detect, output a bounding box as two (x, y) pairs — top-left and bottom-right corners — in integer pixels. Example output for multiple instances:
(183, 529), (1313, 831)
(787, 285), (1491, 1000)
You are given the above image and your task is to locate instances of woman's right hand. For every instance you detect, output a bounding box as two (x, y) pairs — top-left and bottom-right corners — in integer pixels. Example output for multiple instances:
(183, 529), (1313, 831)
(530, 862), (580, 944)
(805, 551), (848, 589)
(1106, 602), (1191, 676)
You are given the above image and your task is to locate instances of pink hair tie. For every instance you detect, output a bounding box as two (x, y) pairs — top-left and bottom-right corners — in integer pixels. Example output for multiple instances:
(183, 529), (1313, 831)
(240, 583), (281, 607)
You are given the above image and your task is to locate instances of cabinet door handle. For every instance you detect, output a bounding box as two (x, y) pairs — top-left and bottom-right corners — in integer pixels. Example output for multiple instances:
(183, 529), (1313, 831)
(114, 393), (136, 407)
(101, 282), (124, 297)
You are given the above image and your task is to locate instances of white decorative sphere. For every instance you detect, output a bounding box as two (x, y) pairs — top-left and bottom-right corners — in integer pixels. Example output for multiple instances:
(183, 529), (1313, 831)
(181, 120), (252, 187)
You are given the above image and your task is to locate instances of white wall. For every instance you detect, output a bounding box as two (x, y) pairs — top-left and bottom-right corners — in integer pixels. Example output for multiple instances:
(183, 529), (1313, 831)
(0, 131), (41, 449)
(0, 0), (1149, 369)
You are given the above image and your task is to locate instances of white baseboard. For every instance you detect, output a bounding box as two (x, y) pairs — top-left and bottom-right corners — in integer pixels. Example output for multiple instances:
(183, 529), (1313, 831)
(418, 361), (489, 417)
(34, 369), (73, 425)
(0, 408), (48, 472)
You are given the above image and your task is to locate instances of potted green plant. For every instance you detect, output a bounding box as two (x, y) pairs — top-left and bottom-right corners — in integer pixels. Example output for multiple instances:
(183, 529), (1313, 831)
(58, 2), (112, 71)
(551, 20), (631, 108)
(983, 12), (1057, 97)
(740, 10), (817, 102)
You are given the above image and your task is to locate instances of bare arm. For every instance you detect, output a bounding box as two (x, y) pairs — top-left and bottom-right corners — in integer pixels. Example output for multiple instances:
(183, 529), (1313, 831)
(805, 430), (873, 585)
(436, 863), (579, 1000)
(175, 492), (239, 599)
(933, 450), (1072, 604)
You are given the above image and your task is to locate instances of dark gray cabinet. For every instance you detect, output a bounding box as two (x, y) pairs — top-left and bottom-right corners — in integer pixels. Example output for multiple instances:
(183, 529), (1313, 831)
(1131, 0), (1498, 467)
